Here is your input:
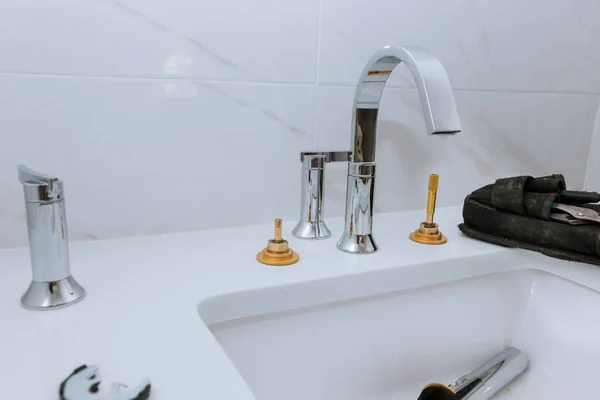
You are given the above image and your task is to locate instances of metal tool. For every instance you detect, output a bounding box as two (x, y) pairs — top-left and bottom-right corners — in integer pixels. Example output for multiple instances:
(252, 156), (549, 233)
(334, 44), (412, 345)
(59, 365), (151, 400)
(551, 203), (600, 225)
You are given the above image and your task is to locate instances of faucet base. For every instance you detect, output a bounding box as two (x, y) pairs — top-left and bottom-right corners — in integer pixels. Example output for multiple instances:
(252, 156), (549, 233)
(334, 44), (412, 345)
(292, 220), (331, 240)
(409, 222), (448, 245)
(21, 275), (86, 311)
(337, 233), (378, 254)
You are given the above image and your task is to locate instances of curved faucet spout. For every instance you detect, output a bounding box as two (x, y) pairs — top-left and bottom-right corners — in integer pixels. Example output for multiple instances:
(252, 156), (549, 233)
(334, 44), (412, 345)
(337, 45), (461, 254)
(350, 45), (461, 163)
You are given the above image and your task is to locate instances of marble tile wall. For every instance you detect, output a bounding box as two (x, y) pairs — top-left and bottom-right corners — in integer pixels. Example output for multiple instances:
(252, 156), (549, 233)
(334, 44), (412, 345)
(0, 0), (598, 247)
(583, 104), (600, 190)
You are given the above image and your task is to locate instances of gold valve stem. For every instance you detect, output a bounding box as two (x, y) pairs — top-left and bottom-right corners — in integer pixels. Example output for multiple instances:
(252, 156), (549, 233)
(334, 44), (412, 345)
(425, 174), (439, 225)
(409, 173), (447, 245)
(274, 218), (283, 241)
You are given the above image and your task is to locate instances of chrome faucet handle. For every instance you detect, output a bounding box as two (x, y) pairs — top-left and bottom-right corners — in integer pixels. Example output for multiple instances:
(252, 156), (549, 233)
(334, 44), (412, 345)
(18, 164), (57, 183)
(292, 151), (350, 240)
(299, 151), (350, 163)
(17, 164), (63, 202)
(17, 164), (85, 310)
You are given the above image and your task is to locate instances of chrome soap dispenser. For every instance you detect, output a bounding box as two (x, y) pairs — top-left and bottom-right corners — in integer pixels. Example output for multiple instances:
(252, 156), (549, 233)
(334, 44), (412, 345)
(17, 165), (86, 310)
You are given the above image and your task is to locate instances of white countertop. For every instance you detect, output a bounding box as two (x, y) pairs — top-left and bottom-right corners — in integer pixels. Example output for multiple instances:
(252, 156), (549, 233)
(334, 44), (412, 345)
(2, 206), (600, 399)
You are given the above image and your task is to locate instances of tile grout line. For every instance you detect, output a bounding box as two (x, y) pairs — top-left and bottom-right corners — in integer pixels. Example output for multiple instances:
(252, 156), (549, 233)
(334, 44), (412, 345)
(0, 71), (599, 97)
(0, 70), (317, 86)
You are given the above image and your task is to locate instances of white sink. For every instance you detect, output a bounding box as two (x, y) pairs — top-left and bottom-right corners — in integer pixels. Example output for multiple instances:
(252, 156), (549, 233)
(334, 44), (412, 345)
(201, 265), (600, 399)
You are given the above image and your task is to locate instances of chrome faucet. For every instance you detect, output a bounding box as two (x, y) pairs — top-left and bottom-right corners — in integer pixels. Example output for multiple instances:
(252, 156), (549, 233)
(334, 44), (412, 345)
(293, 46), (461, 254)
(17, 165), (86, 310)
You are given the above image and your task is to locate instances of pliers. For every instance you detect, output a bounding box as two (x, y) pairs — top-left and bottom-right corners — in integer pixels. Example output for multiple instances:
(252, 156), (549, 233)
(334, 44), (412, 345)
(551, 203), (600, 225)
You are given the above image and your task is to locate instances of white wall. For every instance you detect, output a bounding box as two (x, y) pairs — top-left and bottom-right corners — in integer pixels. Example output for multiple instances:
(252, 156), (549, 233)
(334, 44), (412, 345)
(584, 104), (600, 190)
(1, 0), (599, 248)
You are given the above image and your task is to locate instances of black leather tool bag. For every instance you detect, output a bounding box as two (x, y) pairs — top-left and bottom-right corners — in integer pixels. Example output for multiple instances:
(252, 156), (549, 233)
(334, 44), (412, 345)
(458, 174), (600, 266)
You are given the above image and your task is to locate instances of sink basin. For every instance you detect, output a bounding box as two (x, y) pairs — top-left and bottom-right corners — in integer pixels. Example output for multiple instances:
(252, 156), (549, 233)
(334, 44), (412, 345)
(201, 264), (600, 399)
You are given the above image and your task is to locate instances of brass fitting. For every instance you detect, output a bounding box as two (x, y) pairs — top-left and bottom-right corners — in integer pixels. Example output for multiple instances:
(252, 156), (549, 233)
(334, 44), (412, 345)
(256, 218), (300, 266)
(409, 174), (447, 245)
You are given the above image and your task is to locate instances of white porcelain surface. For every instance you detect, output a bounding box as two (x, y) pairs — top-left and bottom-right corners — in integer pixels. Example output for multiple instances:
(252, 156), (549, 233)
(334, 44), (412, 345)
(0, 75), (313, 248)
(209, 269), (599, 399)
(2, 207), (600, 399)
(0, 0), (319, 82)
(315, 86), (600, 216)
(318, 0), (600, 92)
